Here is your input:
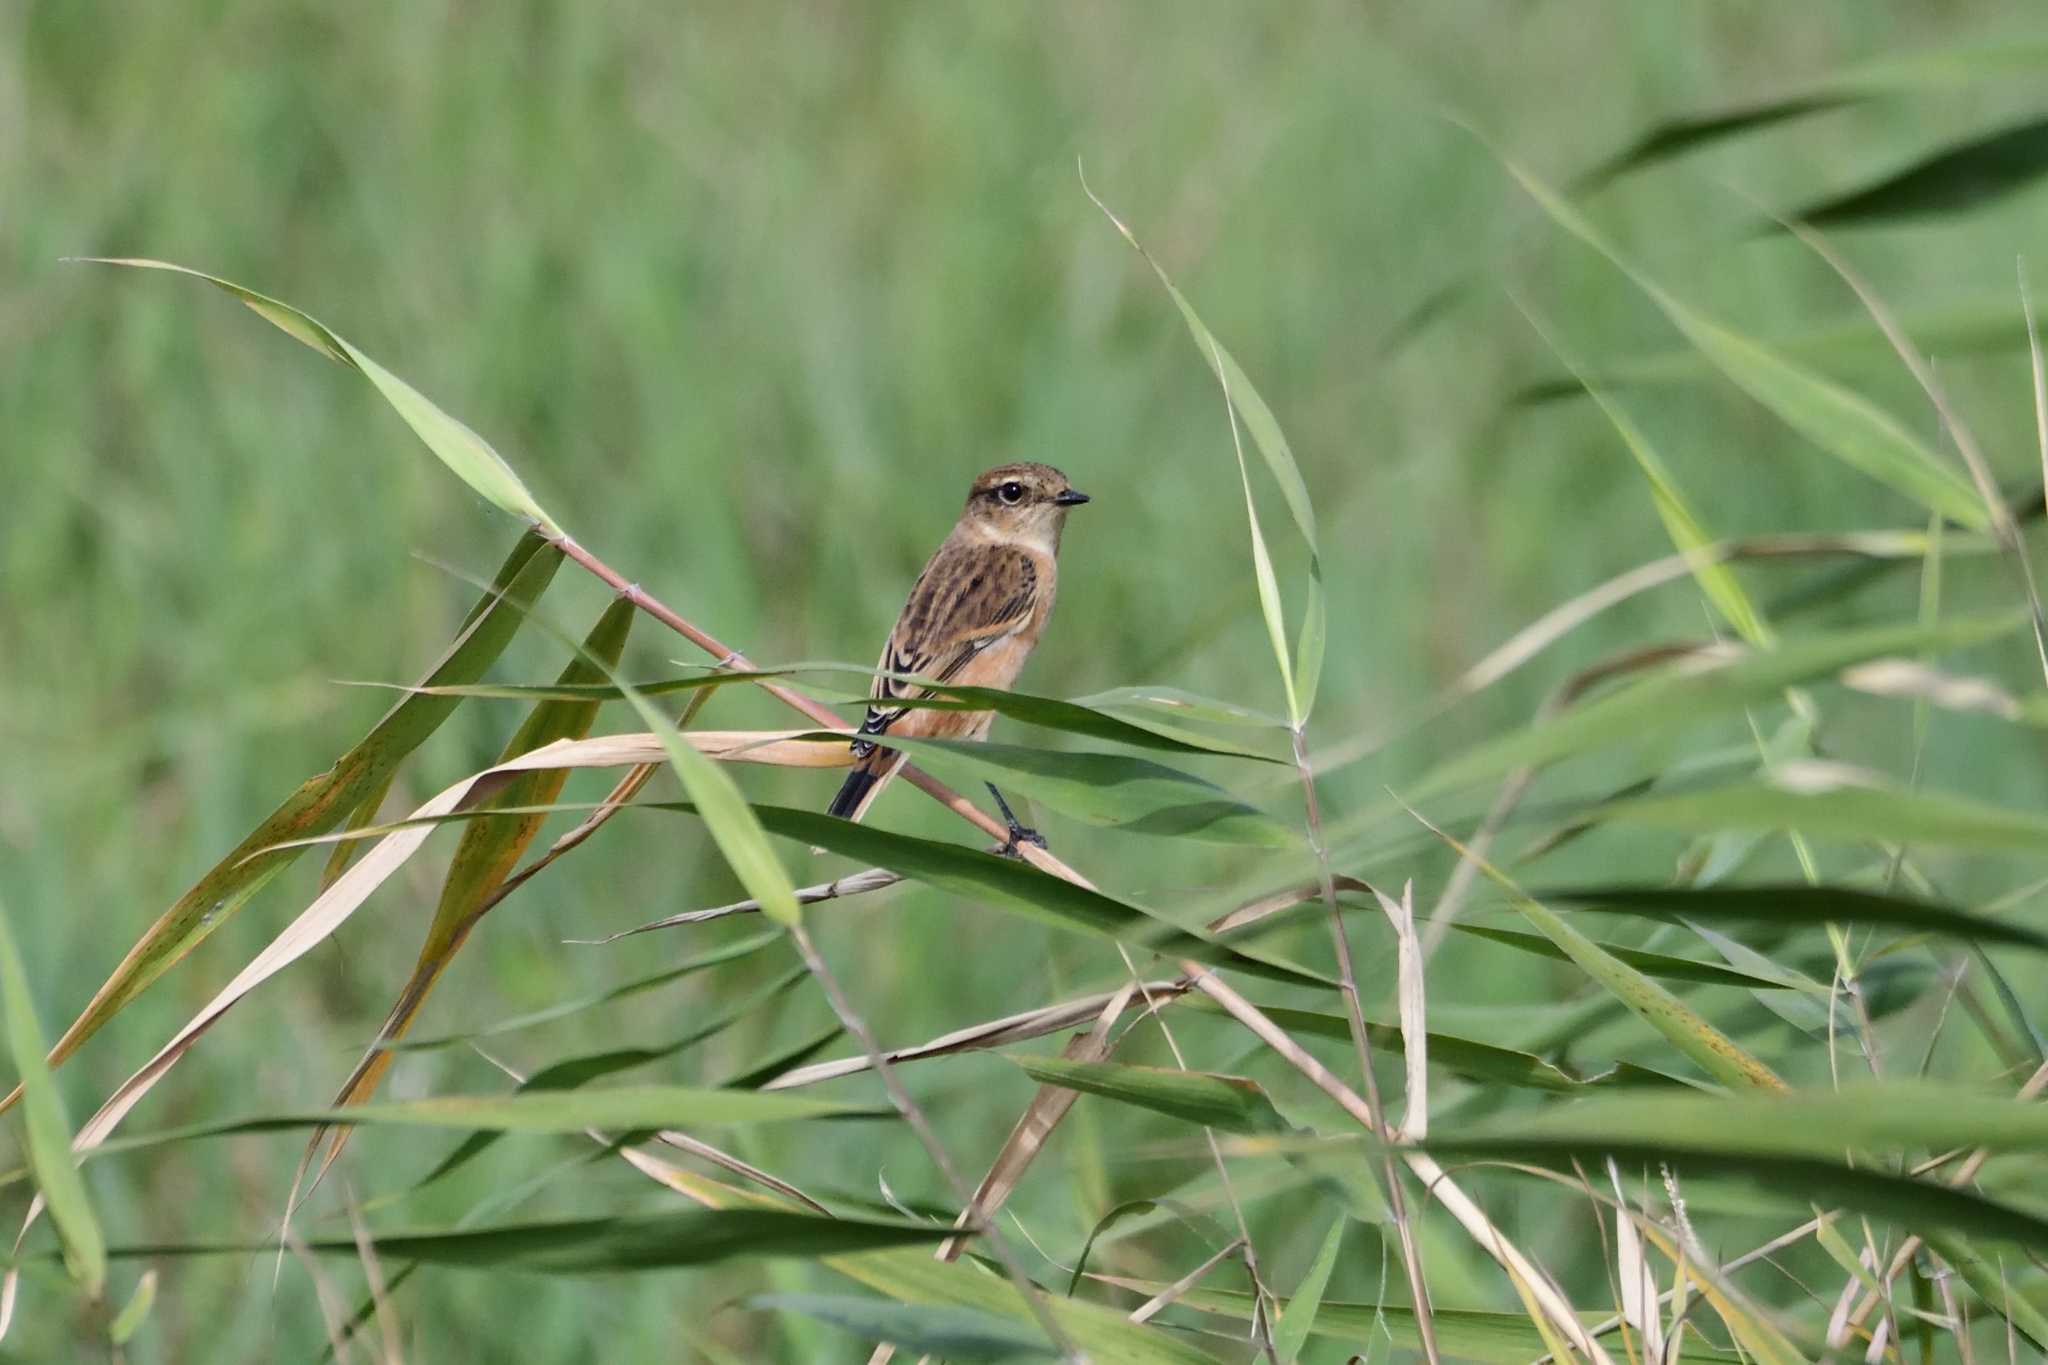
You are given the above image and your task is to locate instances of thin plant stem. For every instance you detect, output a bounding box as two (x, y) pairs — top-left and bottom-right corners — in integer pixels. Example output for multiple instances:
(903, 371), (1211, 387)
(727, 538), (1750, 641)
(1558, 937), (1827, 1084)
(1291, 727), (1440, 1365)
(787, 921), (1079, 1361)
(1184, 965), (1613, 1364)
(1112, 942), (1280, 1364)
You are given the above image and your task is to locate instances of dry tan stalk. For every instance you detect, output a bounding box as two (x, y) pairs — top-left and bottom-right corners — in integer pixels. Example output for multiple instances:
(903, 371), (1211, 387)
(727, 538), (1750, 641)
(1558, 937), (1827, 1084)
(646, 1131), (831, 1216)
(864, 986), (1146, 1365)
(1420, 638), (1717, 955)
(1282, 715), (1438, 1363)
(280, 1221), (361, 1365)
(1374, 881), (1428, 1141)
(935, 984), (1139, 1265)
(1184, 965), (1614, 1365)
(575, 867), (906, 942)
(1304, 529), (1987, 781)
(785, 918), (1080, 1359)
(1777, 214), (2048, 687)
(343, 1191), (405, 1365)
(1606, 1160), (1662, 1364)
(1842, 1058), (2048, 1336)
(468, 1046), (831, 1215)
(766, 982), (1182, 1091)
(1128, 1238), (1245, 1325)
(1204, 876), (1371, 936)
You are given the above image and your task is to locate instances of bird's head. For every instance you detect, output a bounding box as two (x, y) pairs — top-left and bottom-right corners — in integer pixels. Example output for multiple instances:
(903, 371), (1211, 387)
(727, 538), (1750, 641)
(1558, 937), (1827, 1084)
(961, 462), (1090, 549)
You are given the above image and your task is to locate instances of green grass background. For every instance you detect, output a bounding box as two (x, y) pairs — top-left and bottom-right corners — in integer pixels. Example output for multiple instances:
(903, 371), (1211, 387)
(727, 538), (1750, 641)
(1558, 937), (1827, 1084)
(8, 2), (2048, 1359)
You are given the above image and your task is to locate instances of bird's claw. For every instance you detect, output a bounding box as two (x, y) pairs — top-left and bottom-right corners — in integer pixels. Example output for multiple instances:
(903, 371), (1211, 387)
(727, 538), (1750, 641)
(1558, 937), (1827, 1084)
(997, 825), (1049, 859)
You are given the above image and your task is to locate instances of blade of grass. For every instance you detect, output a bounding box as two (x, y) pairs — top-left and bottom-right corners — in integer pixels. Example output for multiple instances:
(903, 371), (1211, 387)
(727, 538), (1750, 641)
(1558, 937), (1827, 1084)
(1012, 1057), (1291, 1137)
(394, 929), (783, 1049)
(1449, 922), (1797, 988)
(307, 596), (634, 1189)
(1177, 994), (1631, 1092)
(1576, 34), (2048, 188)
(0, 897), (104, 1332)
(1786, 115), (2048, 228)
(3, 531), (561, 1110)
(785, 733), (1297, 846)
(765, 982), (1173, 1091)
(831, 1246), (1233, 1365)
(1498, 154), (1989, 527)
(750, 1293), (1060, 1361)
(1514, 297), (1771, 646)
(1516, 297), (2048, 404)
(1270, 1216), (1343, 1363)
(1415, 819), (1786, 1091)
(1411, 611), (2023, 799)
(96, 1208), (955, 1274)
(1454, 1081), (2048, 1157)
(1599, 775), (2048, 852)
(1425, 1139), (2048, 1247)
(77, 258), (559, 533)
(1543, 884), (2048, 954)
(1083, 172), (1324, 723)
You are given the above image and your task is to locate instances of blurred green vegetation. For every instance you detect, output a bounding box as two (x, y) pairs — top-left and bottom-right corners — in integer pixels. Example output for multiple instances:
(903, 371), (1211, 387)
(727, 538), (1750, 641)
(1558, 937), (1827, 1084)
(9, 2), (2048, 1359)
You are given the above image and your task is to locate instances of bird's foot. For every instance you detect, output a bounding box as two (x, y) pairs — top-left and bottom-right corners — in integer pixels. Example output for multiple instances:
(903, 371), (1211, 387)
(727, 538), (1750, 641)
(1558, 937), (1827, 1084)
(997, 824), (1049, 859)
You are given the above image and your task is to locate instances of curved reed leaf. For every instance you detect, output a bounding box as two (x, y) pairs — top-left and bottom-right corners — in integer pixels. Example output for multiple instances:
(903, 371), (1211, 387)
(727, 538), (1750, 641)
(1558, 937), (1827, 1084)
(1788, 114), (2048, 228)
(698, 803), (1326, 988)
(1412, 611), (2023, 799)
(1577, 35), (2048, 188)
(1518, 297), (2048, 404)
(1448, 922), (1797, 989)
(1499, 157), (1990, 527)
(1512, 895), (1786, 1091)
(1453, 1082), (2048, 1157)
(1270, 1215), (1343, 1363)
(96, 1209), (952, 1274)
(751, 1293), (1059, 1361)
(1433, 837), (1786, 1092)
(787, 733), (1298, 846)
(1543, 884), (2048, 953)
(85, 1085), (870, 1157)
(77, 258), (560, 533)
(1073, 686), (1287, 730)
(393, 929), (784, 1051)
(1096, 1282), (1731, 1365)
(831, 1247), (1230, 1365)
(1175, 994), (1648, 1092)
(1085, 182), (1324, 723)
(1600, 778), (2048, 851)
(310, 596), (635, 1187)
(0, 900), (103, 1307)
(1013, 1057), (1289, 1136)
(1526, 311), (1770, 645)
(2, 531), (561, 1113)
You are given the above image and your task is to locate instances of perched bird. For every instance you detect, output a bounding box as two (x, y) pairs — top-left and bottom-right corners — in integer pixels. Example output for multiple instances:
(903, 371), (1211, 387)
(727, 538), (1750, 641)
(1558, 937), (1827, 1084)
(827, 462), (1091, 848)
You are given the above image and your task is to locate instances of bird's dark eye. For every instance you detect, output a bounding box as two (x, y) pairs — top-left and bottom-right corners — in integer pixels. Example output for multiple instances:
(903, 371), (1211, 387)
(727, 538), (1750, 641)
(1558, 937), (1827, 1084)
(997, 481), (1025, 505)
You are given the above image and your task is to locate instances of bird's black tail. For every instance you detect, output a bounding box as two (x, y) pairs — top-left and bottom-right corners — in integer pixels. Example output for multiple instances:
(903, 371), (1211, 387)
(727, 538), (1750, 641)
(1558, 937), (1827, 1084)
(827, 766), (879, 820)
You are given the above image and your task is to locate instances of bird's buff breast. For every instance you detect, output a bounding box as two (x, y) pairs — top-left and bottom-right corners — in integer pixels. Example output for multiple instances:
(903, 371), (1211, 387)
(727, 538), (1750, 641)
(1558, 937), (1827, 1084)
(891, 631), (1037, 741)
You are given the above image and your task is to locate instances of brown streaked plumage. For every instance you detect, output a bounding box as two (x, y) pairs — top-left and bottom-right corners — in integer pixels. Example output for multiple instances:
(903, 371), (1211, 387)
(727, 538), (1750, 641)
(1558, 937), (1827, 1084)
(828, 462), (1090, 825)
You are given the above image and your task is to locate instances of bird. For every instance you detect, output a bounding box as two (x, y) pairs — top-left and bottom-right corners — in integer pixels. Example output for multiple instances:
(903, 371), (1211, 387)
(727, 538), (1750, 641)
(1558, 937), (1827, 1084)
(827, 461), (1091, 851)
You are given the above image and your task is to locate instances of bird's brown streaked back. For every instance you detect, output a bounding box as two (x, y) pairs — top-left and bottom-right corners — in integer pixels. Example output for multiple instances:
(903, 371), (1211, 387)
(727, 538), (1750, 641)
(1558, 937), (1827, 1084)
(826, 462), (1090, 824)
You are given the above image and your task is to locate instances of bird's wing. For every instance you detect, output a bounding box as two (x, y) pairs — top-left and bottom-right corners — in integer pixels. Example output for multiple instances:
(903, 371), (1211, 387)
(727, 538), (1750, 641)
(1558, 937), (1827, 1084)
(856, 543), (1038, 743)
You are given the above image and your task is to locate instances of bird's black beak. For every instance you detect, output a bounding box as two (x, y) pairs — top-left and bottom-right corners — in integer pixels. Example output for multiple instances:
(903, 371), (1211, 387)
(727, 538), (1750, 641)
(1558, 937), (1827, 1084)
(1053, 489), (1091, 506)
